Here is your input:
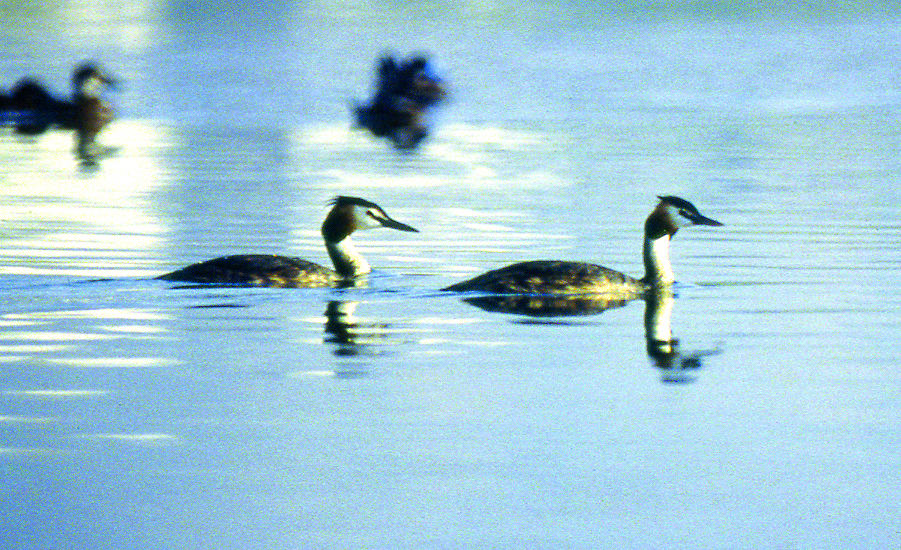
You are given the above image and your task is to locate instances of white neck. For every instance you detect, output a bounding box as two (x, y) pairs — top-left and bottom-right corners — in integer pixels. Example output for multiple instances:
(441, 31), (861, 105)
(326, 237), (371, 277)
(643, 234), (674, 285)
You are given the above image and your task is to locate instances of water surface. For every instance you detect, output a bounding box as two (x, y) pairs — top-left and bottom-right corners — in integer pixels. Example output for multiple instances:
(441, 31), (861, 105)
(1, 2), (899, 548)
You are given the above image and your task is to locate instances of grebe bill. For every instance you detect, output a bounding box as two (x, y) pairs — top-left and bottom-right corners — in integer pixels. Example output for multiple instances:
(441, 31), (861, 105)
(443, 195), (722, 295)
(158, 196), (418, 288)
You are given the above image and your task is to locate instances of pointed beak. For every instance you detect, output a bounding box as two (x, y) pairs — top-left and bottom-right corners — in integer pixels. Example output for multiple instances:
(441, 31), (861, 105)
(691, 213), (723, 227)
(378, 215), (419, 232)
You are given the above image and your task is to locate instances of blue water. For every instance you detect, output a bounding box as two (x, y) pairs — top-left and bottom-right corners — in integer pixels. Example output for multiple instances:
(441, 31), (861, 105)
(1, 2), (899, 548)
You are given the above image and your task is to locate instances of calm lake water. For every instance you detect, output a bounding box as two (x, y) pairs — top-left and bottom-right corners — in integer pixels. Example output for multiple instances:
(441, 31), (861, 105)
(1, 2), (899, 548)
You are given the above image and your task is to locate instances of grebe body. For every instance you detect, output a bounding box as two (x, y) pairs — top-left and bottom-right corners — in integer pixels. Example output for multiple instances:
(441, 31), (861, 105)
(158, 196), (418, 288)
(157, 254), (341, 287)
(443, 196), (722, 296)
(444, 260), (646, 296)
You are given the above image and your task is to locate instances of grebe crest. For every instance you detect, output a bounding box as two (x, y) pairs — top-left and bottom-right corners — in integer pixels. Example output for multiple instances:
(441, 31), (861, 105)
(158, 196), (418, 288)
(443, 195), (722, 296)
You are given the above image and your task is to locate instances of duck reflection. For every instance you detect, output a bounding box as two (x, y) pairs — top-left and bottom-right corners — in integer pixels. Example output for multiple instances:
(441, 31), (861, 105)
(0, 62), (118, 163)
(323, 300), (392, 358)
(461, 289), (719, 382)
(353, 53), (448, 150)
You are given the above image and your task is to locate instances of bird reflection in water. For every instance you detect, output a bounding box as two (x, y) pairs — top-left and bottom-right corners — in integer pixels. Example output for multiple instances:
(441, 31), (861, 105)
(0, 62), (119, 165)
(642, 288), (721, 384)
(353, 53), (448, 150)
(462, 294), (631, 319)
(461, 289), (720, 383)
(323, 301), (393, 364)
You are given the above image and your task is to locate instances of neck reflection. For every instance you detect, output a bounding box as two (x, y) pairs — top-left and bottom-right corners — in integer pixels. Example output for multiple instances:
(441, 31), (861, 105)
(644, 288), (720, 384)
(323, 300), (390, 360)
(458, 289), (720, 383)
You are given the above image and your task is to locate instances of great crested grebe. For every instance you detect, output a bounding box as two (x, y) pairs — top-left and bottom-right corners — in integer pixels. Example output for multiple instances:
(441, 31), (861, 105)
(1, 62), (116, 159)
(443, 196), (722, 296)
(157, 196), (418, 288)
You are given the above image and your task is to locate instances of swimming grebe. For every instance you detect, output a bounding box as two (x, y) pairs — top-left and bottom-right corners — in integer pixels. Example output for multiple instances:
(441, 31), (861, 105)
(443, 196), (722, 295)
(1, 62), (116, 158)
(157, 196), (418, 287)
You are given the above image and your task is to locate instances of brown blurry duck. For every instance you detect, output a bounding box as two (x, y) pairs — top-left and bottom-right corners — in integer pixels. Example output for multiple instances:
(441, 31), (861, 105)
(0, 62), (117, 160)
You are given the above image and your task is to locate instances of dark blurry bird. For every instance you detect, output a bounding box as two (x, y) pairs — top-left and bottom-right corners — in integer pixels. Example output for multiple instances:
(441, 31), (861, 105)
(157, 196), (419, 288)
(353, 54), (447, 150)
(0, 62), (117, 160)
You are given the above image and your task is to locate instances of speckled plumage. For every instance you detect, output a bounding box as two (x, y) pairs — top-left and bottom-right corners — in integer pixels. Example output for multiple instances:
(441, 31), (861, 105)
(157, 196), (418, 288)
(157, 254), (340, 288)
(443, 196), (722, 296)
(443, 260), (647, 296)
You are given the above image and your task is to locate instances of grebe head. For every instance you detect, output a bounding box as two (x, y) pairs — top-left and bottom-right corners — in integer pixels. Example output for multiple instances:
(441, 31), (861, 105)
(72, 63), (117, 98)
(321, 196), (418, 242)
(642, 196), (722, 286)
(647, 195), (723, 239)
